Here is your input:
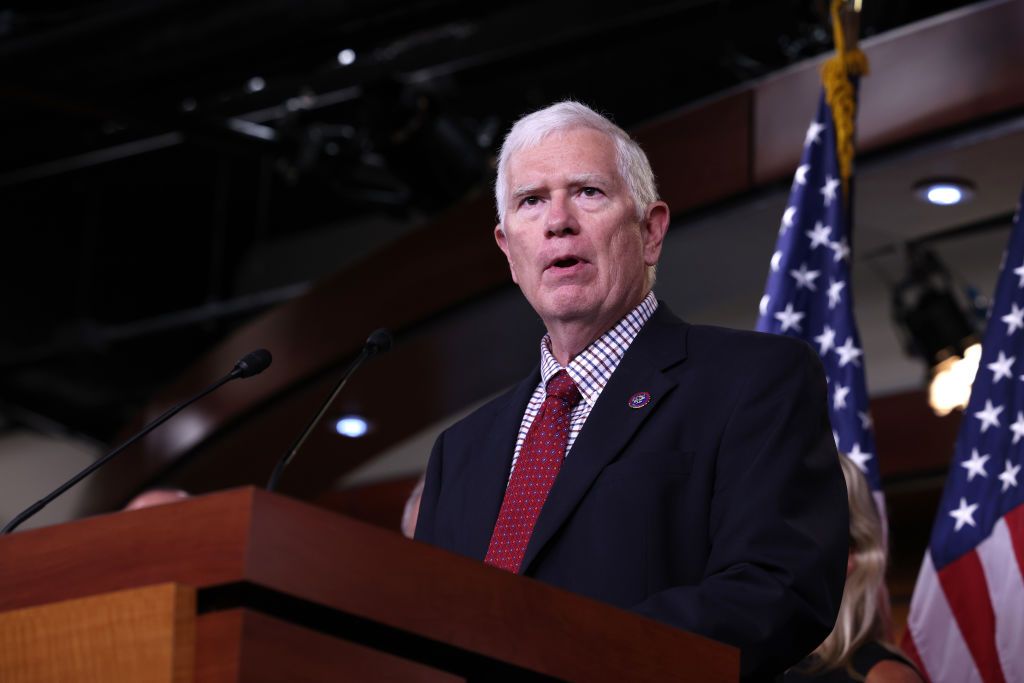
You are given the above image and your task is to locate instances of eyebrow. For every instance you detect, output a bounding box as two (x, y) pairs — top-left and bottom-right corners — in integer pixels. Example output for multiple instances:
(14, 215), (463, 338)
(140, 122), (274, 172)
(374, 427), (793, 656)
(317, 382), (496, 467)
(511, 183), (542, 201)
(567, 173), (612, 187)
(510, 173), (614, 201)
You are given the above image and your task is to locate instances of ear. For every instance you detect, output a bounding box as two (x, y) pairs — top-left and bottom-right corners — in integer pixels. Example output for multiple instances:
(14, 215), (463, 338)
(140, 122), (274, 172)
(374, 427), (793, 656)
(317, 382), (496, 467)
(495, 224), (519, 284)
(641, 201), (670, 267)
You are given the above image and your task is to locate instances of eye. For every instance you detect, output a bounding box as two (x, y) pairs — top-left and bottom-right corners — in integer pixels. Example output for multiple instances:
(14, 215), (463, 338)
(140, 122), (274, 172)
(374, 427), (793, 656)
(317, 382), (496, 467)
(580, 187), (603, 198)
(518, 195), (541, 208)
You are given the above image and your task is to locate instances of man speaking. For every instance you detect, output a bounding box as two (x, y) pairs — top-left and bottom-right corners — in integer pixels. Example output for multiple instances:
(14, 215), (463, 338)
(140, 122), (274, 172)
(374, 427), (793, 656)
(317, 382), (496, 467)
(415, 101), (847, 681)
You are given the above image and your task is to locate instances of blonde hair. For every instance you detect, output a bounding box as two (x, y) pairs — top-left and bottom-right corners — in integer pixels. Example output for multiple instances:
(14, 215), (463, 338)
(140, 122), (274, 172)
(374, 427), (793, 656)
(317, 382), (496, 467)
(806, 454), (889, 676)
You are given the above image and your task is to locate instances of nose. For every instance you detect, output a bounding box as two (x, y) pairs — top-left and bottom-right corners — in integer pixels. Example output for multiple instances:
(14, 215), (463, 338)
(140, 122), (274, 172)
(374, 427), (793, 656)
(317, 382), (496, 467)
(545, 192), (579, 238)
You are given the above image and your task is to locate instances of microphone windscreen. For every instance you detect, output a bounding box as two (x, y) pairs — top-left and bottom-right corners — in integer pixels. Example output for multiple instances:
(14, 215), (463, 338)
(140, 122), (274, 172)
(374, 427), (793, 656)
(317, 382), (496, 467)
(366, 329), (393, 355)
(234, 348), (273, 378)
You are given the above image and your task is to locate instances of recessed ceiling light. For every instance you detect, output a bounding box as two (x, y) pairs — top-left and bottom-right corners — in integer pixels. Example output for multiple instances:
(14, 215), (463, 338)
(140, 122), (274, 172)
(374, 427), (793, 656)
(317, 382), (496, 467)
(245, 76), (266, 94)
(914, 179), (975, 206)
(337, 49), (356, 66)
(335, 415), (369, 438)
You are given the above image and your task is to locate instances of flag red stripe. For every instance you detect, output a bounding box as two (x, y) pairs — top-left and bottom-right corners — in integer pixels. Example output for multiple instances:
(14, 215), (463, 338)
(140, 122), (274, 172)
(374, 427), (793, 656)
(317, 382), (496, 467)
(1005, 503), (1024, 581)
(900, 631), (932, 683)
(937, 550), (1007, 683)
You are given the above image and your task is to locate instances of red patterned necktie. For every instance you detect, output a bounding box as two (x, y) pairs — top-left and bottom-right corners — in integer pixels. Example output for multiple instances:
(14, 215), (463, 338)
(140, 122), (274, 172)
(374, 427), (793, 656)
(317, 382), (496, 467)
(484, 370), (581, 573)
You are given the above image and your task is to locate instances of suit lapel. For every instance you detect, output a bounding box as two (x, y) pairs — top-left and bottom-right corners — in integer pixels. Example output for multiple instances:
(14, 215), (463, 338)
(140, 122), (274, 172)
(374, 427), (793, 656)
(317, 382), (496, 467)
(462, 368), (539, 561)
(519, 305), (690, 574)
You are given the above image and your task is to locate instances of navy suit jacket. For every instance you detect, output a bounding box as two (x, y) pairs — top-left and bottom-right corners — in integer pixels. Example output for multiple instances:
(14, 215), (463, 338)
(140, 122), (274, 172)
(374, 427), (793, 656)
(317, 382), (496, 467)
(415, 304), (848, 681)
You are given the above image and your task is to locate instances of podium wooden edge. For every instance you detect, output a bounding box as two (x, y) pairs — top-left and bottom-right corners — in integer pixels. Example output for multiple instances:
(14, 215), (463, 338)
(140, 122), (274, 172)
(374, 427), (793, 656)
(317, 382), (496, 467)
(0, 487), (740, 682)
(195, 608), (462, 683)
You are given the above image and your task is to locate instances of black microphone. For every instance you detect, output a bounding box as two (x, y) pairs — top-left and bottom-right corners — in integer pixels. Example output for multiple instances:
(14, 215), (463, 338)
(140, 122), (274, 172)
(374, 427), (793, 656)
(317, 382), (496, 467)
(266, 329), (392, 492)
(365, 328), (393, 354)
(233, 348), (273, 378)
(1, 348), (273, 535)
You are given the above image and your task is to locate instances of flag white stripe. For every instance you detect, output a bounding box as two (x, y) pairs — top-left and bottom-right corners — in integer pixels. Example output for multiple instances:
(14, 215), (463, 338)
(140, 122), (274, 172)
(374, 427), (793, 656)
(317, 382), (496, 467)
(907, 553), (984, 683)
(976, 518), (1024, 683)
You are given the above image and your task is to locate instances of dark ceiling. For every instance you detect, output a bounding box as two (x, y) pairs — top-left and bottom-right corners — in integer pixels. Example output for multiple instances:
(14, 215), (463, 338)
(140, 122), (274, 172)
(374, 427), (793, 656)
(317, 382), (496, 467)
(0, 0), (979, 443)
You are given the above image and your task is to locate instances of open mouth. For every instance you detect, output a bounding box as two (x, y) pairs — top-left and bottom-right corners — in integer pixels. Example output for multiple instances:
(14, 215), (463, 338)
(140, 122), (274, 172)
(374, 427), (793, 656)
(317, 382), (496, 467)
(552, 257), (581, 269)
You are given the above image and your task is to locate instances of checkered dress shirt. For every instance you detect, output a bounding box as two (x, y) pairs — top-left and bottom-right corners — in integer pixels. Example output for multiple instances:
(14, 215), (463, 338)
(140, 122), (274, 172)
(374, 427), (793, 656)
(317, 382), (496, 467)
(509, 291), (658, 475)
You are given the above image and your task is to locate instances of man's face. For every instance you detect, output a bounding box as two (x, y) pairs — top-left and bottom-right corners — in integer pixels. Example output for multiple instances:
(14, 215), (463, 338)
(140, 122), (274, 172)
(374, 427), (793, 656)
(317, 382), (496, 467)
(495, 127), (667, 335)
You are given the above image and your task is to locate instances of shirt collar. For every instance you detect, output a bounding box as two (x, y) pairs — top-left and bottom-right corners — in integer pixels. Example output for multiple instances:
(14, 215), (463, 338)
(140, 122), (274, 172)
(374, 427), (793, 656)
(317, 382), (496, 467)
(538, 291), (659, 407)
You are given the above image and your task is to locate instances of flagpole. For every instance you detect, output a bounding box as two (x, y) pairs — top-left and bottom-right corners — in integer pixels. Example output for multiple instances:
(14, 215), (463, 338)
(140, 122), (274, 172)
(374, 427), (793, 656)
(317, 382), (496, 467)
(837, 1), (860, 286)
(755, 0), (889, 638)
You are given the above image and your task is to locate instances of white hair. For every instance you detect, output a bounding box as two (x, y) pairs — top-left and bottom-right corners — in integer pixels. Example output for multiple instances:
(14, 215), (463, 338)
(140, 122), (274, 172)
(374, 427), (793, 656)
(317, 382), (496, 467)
(494, 100), (659, 223)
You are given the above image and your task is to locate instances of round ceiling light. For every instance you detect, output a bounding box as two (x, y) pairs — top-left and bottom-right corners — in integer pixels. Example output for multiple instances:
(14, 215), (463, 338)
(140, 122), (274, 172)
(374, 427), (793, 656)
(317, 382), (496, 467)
(335, 415), (369, 438)
(914, 179), (975, 206)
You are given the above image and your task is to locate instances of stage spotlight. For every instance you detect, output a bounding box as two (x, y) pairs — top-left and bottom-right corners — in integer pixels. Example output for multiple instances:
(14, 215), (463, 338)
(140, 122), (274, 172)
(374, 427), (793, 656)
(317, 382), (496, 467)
(892, 248), (981, 415)
(929, 343), (981, 416)
(360, 81), (491, 210)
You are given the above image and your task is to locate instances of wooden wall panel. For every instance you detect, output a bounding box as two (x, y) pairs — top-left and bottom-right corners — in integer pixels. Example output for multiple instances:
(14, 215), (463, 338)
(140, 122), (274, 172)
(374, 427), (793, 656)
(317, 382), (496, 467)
(873, 389), (962, 479)
(754, 0), (1024, 185)
(636, 90), (753, 213)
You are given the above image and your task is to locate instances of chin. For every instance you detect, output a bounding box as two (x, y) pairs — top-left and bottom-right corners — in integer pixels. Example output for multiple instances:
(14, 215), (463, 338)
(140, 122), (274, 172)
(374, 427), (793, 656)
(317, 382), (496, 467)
(528, 284), (606, 323)
(540, 299), (601, 325)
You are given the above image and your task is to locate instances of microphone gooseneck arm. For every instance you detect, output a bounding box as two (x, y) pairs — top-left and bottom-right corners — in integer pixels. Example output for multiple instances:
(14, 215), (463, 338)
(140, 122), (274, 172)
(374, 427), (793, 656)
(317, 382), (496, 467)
(1, 349), (272, 535)
(266, 329), (392, 492)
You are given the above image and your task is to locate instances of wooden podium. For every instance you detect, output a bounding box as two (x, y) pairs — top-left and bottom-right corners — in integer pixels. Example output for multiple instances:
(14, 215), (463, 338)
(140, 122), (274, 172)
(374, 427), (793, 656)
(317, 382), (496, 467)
(0, 488), (738, 682)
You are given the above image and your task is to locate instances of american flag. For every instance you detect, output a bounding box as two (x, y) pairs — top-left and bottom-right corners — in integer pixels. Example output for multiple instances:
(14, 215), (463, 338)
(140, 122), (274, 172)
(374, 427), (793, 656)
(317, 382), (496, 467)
(902, 191), (1024, 683)
(755, 90), (884, 509)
